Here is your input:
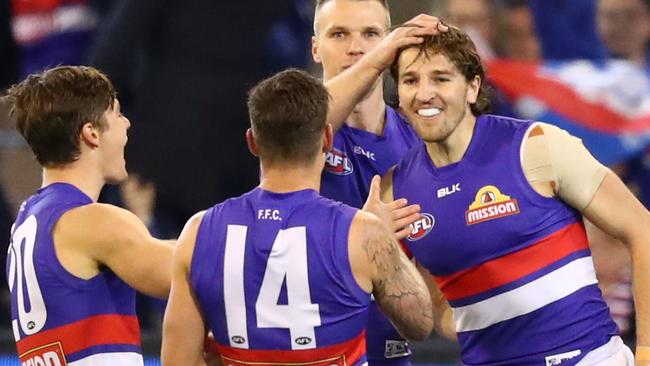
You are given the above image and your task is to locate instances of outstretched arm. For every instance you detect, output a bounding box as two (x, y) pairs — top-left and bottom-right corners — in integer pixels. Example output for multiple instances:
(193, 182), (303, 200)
(57, 203), (174, 298)
(325, 15), (447, 132)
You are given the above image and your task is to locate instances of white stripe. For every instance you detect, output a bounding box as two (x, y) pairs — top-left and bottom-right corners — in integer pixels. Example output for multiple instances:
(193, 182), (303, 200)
(453, 257), (598, 332)
(224, 225), (249, 348)
(576, 336), (633, 366)
(68, 352), (143, 366)
(12, 5), (98, 44)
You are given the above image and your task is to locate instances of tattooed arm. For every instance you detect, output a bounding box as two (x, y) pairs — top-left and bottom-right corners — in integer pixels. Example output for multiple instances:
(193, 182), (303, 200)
(348, 211), (434, 340)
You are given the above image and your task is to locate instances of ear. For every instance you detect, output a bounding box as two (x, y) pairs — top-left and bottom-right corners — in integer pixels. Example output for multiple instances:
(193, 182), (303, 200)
(246, 128), (259, 157)
(322, 123), (334, 152)
(467, 75), (481, 104)
(312, 35), (322, 64)
(80, 122), (100, 149)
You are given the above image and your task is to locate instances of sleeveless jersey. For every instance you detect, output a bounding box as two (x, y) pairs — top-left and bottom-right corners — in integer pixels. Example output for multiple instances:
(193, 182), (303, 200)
(320, 106), (420, 365)
(191, 187), (370, 366)
(6, 183), (142, 366)
(393, 115), (618, 366)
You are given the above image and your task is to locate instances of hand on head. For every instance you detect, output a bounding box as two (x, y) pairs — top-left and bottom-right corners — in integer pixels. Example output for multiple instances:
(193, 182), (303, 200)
(364, 14), (448, 72)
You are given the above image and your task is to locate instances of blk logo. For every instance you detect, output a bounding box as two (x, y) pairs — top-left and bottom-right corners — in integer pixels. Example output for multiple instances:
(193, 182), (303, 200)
(406, 213), (435, 242)
(437, 183), (461, 198)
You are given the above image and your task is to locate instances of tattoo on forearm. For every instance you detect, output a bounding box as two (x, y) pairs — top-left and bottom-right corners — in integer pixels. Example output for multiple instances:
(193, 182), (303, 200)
(363, 224), (433, 339)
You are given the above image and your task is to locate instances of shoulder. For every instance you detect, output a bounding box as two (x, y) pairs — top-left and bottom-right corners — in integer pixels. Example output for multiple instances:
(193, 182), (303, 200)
(57, 203), (147, 240)
(176, 211), (207, 267)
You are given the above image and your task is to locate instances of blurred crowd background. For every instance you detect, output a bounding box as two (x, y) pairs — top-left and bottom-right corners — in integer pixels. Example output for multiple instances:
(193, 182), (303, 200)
(0, 0), (649, 363)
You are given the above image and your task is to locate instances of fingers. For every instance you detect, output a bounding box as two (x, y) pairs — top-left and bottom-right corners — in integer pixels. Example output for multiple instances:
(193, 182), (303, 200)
(367, 175), (381, 201)
(392, 211), (421, 233)
(391, 203), (421, 221)
(387, 197), (408, 210)
(395, 225), (414, 241)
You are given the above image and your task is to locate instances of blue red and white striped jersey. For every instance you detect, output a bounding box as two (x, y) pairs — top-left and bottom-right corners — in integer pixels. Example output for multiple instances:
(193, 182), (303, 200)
(393, 115), (618, 366)
(320, 105), (420, 365)
(6, 183), (142, 366)
(191, 188), (370, 366)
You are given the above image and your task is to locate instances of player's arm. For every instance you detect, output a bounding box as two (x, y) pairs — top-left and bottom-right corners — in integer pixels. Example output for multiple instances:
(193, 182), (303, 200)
(162, 212), (210, 366)
(379, 169), (456, 340)
(324, 15), (447, 132)
(524, 123), (650, 362)
(56, 203), (174, 298)
(349, 209), (433, 340)
(581, 173), (650, 362)
(415, 262), (457, 341)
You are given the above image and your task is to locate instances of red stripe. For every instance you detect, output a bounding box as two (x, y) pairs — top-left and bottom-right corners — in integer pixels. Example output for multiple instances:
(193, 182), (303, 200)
(435, 223), (589, 301)
(16, 314), (140, 356)
(12, 0), (87, 15)
(487, 60), (650, 134)
(211, 330), (366, 365)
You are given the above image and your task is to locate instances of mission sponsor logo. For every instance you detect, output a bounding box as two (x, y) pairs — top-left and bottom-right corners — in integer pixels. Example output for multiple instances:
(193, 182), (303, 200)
(406, 213), (435, 241)
(19, 342), (67, 366)
(325, 148), (353, 176)
(465, 185), (520, 225)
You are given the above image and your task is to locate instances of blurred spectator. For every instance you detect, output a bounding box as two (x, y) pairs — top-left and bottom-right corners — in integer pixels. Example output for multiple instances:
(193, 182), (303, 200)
(443, 0), (501, 59)
(90, 0), (296, 235)
(597, 0), (650, 68)
(501, 0), (541, 61)
(9, 0), (107, 79)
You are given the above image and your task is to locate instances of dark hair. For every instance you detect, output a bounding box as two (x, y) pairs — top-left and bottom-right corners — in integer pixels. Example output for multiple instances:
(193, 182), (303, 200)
(247, 69), (330, 165)
(390, 26), (491, 116)
(6, 65), (116, 167)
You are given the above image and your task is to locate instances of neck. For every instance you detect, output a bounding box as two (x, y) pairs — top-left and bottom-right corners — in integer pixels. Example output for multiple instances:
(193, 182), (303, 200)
(42, 161), (104, 201)
(258, 159), (323, 193)
(346, 81), (387, 135)
(425, 112), (478, 167)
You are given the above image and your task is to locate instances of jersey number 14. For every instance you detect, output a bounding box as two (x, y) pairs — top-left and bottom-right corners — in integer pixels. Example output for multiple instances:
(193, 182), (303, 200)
(224, 225), (321, 350)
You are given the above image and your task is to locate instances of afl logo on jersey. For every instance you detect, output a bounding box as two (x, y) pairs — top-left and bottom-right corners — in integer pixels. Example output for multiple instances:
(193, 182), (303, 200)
(295, 336), (312, 346)
(325, 148), (353, 175)
(231, 336), (246, 344)
(406, 213), (435, 242)
(465, 185), (520, 225)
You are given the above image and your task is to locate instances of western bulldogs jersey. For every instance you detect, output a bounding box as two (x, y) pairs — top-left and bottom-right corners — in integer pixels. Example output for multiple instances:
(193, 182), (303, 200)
(6, 183), (142, 366)
(393, 115), (618, 366)
(191, 188), (370, 366)
(320, 106), (419, 365)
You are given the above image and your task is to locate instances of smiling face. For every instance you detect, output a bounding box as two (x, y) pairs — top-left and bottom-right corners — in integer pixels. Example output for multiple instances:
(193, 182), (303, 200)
(396, 49), (480, 144)
(312, 0), (390, 81)
(98, 99), (131, 184)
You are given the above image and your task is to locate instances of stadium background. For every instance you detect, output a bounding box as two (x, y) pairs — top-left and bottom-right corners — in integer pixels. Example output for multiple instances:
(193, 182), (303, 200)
(0, 0), (649, 364)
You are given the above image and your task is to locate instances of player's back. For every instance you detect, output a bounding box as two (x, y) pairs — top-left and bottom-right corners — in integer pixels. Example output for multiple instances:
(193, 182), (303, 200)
(6, 183), (141, 366)
(191, 187), (371, 365)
